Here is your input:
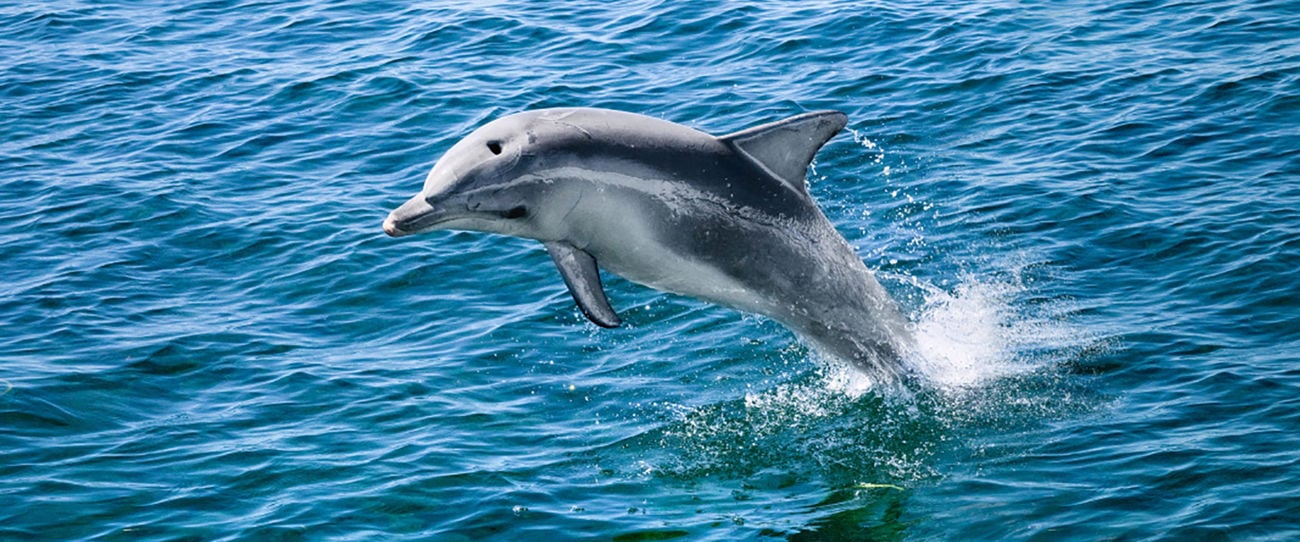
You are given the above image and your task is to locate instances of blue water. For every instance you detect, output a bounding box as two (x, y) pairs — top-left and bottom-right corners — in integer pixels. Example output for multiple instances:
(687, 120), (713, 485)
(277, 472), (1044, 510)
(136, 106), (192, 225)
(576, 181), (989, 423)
(3, 0), (1298, 539)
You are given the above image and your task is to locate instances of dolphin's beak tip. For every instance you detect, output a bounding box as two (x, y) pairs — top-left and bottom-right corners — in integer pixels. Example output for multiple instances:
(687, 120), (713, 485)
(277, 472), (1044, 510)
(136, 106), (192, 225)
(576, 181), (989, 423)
(382, 216), (402, 237)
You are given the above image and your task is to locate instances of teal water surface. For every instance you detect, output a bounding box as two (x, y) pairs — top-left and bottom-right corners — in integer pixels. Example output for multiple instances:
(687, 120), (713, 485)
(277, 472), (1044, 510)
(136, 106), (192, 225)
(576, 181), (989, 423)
(3, 1), (1298, 539)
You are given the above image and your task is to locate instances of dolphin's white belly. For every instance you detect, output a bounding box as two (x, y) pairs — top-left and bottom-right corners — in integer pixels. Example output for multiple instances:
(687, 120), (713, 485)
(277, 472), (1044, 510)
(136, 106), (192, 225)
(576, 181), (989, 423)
(553, 175), (773, 316)
(598, 235), (769, 316)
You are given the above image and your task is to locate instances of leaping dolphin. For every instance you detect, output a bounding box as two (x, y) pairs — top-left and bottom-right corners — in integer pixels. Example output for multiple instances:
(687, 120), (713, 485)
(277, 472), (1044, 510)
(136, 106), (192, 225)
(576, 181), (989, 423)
(383, 107), (915, 381)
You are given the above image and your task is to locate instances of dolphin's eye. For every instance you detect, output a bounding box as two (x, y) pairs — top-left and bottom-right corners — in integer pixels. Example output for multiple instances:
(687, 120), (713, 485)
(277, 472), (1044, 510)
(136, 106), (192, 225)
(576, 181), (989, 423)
(503, 206), (527, 219)
(487, 141), (502, 155)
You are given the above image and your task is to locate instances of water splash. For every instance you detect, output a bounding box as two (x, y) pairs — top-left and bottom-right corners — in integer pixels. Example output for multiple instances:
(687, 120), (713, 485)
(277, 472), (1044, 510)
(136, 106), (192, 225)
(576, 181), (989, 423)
(653, 365), (942, 484)
(892, 267), (1087, 390)
(910, 277), (1024, 387)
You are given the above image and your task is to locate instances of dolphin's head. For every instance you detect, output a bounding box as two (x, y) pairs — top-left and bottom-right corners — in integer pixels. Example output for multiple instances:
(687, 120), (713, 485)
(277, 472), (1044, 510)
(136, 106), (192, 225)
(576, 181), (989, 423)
(383, 113), (553, 239)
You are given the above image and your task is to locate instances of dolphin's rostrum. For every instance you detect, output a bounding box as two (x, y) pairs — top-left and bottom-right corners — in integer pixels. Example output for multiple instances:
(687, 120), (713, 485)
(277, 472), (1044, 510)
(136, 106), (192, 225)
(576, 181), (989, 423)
(384, 107), (915, 381)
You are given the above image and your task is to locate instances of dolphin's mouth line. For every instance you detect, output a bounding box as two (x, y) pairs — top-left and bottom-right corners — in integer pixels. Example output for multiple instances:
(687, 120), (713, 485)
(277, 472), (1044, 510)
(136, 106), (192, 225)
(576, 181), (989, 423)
(387, 206), (526, 237)
(390, 210), (450, 235)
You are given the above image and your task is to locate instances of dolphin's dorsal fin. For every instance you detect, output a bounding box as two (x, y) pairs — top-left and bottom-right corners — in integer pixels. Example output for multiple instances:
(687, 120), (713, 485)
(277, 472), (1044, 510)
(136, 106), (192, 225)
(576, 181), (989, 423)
(544, 241), (622, 328)
(720, 110), (849, 196)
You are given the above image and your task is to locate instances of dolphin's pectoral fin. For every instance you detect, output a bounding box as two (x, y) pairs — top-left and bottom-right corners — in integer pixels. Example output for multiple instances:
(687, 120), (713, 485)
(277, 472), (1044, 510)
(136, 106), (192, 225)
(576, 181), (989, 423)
(544, 241), (622, 328)
(720, 110), (849, 196)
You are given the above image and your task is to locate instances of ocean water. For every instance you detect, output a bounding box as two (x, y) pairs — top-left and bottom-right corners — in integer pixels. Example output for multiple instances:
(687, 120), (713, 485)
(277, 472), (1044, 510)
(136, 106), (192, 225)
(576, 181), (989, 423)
(3, 0), (1297, 539)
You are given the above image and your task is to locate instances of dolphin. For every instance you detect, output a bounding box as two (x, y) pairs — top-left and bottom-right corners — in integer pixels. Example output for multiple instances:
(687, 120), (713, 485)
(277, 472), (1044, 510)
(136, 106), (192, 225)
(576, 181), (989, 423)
(383, 107), (915, 381)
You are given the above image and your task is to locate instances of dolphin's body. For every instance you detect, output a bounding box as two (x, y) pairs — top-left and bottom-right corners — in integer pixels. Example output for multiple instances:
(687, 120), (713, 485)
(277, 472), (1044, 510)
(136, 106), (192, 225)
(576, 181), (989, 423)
(384, 108), (914, 380)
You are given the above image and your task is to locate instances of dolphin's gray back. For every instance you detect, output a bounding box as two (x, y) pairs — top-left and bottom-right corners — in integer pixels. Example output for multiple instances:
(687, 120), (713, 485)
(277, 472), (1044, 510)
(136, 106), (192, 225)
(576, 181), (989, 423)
(517, 108), (823, 219)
